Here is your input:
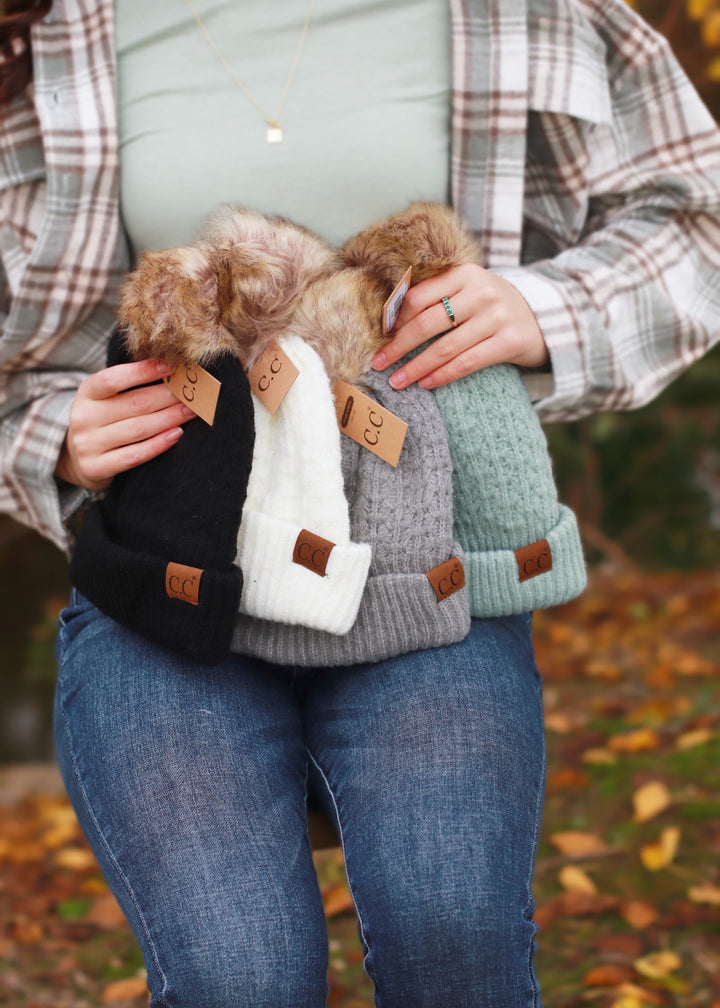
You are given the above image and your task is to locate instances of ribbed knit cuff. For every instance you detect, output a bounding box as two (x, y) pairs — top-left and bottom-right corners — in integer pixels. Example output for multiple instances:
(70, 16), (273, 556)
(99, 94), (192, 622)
(70, 503), (242, 666)
(231, 544), (471, 667)
(237, 509), (372, 635)
(463, 503), (586, 616)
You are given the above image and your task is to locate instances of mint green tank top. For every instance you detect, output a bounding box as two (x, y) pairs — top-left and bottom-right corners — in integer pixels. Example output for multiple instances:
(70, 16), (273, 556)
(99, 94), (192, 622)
(115, 0), (451, 253)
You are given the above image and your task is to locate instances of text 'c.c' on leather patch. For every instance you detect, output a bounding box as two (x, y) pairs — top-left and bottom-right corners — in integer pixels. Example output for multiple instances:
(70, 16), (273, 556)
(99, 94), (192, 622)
(165, 562), (203, 605)
(425, 556), (466, 602)
(514, 539), (552, 582)
(292, 529), (336, 577)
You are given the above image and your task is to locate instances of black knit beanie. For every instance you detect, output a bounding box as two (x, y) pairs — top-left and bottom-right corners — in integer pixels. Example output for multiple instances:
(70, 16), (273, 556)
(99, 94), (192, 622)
(70, 327), (255, 665)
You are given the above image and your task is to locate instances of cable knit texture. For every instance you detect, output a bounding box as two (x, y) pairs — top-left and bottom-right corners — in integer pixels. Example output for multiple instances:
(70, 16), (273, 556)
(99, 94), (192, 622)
(433, 363), (587, 615)
(236, 335), (372, 635)
(232, 365), (471, 665)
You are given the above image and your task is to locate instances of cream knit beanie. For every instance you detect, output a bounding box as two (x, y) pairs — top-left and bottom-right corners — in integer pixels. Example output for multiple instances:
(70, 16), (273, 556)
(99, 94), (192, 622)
(236, 334), (372, 635)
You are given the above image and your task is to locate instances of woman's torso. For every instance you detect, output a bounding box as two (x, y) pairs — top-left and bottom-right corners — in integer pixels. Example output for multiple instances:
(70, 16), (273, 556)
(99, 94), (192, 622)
(115, 0), (451, 252)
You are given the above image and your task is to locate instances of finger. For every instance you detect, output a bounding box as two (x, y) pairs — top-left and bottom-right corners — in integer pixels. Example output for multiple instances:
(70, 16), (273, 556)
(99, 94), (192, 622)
(385, 321), (473, 390)
(87, 426), (185, 488)
(373, 286), (467, 372)
(93, 400), (196, 456)
(386, 291), (495, 389)
(417, 339), (511, 390)
(112, 380), (189, 424)
(83, 358), (175, 401)
(76, 378), (186, 435)
(393, 270), (466, 331)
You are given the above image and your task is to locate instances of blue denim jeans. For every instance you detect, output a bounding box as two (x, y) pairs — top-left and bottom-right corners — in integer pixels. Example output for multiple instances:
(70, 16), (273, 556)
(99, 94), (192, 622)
(55, 590), (545, 1008)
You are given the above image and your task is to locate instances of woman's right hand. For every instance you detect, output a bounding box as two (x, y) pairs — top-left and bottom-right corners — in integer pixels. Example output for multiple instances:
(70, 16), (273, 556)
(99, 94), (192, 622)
(55, 359), (197, 491)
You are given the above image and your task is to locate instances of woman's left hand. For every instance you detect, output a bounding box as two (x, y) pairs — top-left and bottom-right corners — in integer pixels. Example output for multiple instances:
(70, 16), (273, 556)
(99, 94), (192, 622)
(370, 263), (549, 390)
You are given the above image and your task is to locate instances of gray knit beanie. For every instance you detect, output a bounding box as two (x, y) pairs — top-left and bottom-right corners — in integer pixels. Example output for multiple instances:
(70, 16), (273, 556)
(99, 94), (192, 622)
(231, 364), (471, 665)
(433, 363), (586, 615)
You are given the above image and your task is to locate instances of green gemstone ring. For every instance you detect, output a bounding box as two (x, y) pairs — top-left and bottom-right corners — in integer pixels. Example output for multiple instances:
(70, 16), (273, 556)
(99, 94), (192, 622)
(441, 296), (457, 326)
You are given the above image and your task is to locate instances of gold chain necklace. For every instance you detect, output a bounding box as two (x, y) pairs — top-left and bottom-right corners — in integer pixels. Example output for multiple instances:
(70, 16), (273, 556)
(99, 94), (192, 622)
(183, 0), (316, 144)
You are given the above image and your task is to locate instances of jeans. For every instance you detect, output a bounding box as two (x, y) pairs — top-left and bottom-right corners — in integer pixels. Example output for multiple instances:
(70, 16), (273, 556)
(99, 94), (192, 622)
(54, 590), (545, 1008)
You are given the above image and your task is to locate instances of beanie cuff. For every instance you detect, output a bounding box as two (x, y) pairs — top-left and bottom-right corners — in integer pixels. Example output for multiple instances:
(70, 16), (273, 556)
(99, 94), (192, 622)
(231, 547), (472, 667)
(237, 509), (372, 635)
(70, 504), (242, 665)
(463, 504), (586, 616)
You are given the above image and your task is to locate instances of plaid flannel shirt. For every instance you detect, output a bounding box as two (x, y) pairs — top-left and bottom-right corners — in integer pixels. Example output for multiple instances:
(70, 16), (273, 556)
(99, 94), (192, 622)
(2, 0), (720, 551)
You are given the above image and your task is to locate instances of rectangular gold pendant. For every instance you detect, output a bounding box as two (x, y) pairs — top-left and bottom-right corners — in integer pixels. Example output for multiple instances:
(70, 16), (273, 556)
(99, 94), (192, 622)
(266, 126), (283, 144)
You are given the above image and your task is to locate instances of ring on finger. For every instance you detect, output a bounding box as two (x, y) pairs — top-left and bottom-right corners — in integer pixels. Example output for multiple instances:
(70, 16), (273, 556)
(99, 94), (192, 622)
(441, 296), (458, 327)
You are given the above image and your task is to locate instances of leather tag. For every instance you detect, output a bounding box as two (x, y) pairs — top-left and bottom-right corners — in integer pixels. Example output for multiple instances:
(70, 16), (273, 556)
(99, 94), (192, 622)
(292, 529), (335, 577)
(426, 557), (466, 603)
(165, 562), (203, 605)
(334, 380), (408, 468)
(514, 539), (552, 582)
(164, 364), (220, 426)
(248, 340), (299, 414)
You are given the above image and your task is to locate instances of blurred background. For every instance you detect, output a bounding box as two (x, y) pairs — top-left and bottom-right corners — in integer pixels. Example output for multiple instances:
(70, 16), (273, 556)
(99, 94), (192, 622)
(0, 0), (719, 765)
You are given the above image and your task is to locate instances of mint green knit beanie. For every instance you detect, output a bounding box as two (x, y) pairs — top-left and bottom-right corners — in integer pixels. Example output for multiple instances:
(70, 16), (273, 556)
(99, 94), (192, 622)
(433, 363), (586, 616)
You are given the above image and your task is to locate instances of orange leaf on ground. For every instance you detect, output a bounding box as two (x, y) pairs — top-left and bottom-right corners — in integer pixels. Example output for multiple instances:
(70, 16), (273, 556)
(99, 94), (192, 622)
(608, 728), (661, 753)
(583, 964), (635, 987)
(582, 748), (618, 765)
(54, 846), (97, 871)
(10, 919), (43, 944)
(546, 767), (589, 793)
(632, 780), (671, 822)
(613, 983), (666, 1006)
(688, 883), (720, 905)
(85, 891), (129, 929)
(548, 831), (609, 857)
(101, 976), (148, 1003)
(633, 949), (682, 979)
(559, 865), (597, 894)
(620, 899), (660, 929)
(544, 711), (573, 733)
(627, 696), (690, 724)
(322, 882), (355, 918)
(676, 727), (713, 749)
(640, 827), (680, 870)
(585, 659), (623, 680)
(535, 890), (617, 929)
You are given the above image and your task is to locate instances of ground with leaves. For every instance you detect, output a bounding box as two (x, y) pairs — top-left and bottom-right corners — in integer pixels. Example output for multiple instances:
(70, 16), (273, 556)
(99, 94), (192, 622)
(1, 568), (719, 1008)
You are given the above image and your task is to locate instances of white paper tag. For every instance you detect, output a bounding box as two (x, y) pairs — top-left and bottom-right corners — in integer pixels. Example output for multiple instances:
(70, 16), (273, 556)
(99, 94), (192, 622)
(383, 265), (412, 335)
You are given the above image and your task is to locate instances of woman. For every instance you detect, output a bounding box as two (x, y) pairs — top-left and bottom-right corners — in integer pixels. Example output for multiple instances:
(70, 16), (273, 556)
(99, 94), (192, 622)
(2, 1), (719, 1006)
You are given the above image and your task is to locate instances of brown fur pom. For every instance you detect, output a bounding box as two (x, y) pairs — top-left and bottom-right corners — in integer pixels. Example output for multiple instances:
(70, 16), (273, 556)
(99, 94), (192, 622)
(341, 201), (481, 291)
(289, 269), (389, 387)
(117, 202), (480, 385)
(203, 207), (339, 370)
(118, 243), (231, 366)
(118, 206), (337, 368)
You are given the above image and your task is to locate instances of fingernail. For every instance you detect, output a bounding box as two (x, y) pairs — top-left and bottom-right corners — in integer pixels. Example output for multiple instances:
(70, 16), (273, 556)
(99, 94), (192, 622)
(419, 377), (435, 390)
(181, 404), (196, 419)
(389, 369), (407, 390)
(155, 359), (174, 375)
(166, 427), (183, 444)
(371, 351), (387, 370)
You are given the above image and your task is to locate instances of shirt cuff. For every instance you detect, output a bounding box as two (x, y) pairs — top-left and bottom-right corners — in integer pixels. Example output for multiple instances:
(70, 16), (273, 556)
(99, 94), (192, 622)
(5, 388), (84, 554)
(493, 264), (592, 420)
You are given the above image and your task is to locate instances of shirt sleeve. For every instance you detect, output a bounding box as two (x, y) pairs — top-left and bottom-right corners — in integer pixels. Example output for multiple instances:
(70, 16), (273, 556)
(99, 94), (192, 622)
(0, 335), (111, 554)
(0, 176), (120, 554)
(497, 16), (720, 422)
